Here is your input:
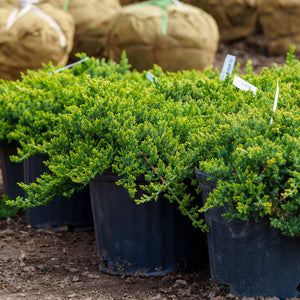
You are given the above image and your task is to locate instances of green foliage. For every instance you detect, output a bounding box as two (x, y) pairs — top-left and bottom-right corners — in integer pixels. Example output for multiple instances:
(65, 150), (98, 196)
(0, 194), (19, 218)
(198, 47), (300, 237)
(1, 47), (300, 237)
(68, 51), (132, 79)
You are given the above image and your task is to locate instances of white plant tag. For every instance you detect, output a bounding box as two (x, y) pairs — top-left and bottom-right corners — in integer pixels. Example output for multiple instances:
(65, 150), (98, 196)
(270, 81), (279, 124)
(233, 75), (257, 95)
(172, 0), (182, 7)
(146, 71), (158, 83)
(220, 54), (236, 81)
(54, 57), (89, 73)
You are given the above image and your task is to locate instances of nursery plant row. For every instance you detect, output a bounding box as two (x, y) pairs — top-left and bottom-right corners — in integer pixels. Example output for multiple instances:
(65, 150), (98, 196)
(0, 48), (299, 239)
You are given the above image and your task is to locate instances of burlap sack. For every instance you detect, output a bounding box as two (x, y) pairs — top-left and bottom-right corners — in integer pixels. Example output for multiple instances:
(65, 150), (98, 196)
(41, 0), (66, 8)
(62, 0), (121, 61)
(258, 0), (300, 55)
(182, 0), (258, 42)
(107, 1), (219, 72)
(0, 0), (15, 7)
(119, 0), (137, 5)
(118, 0), (258, 42)
(0, 2), (75, 80)
(0, 0), (67, 9)
(0, 8), (11, 35)
(1, 0), (121, 61)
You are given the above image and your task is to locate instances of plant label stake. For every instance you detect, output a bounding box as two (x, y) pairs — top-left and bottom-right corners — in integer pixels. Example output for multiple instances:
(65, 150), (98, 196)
(220, 54), (236, 81)
(270, 81), (279, 124)
(54, 57), (90, 73)
(233, 75), (257, 95)
(146, 71), (158, 83)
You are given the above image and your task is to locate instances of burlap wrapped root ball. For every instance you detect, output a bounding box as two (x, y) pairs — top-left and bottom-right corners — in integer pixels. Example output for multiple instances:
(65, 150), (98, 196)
(0, 0), (69, 9)
(0, 0), (15, 7)
(183, 0), (258, 42)
(15, 0), (122, 60)
(258, 0), (300, 55)
(0, 2), (74, 80)
(119, 0), (137, 5)
(64, 0), (121, 61)
(107, 1), (220, 72)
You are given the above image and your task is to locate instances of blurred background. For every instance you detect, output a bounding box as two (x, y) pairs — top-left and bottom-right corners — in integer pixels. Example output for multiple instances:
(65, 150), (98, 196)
(0, 0), (298, 80)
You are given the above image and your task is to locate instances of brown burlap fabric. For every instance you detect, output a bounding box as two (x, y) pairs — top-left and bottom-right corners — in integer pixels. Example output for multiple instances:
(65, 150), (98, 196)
(184, 0), (258, 42)
(0, 3), (74, 80)
(0, 0), (121, 62)
(42, 0), (66, 8)
(107, 2), (219, 72)
(258, 0), (300, 55)
(119, 0), (258, 42)
(65, 0), (121, 61)
(0, 0), (15, 7)
(119, 0), (137, 5)
(0, 8), (11, 35)
(0, 0), (67, 9)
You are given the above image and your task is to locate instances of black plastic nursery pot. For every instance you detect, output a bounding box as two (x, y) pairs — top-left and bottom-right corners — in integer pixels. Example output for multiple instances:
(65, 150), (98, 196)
(89, 173), (208, 276)
(0, 142), (24, 200)
(24, 154), (94, 231)
(195, 167), (300, 299)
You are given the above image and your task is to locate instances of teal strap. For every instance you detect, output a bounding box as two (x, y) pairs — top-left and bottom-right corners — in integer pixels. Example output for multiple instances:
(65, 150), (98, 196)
(148, 0), (174, 9)
(62, 0), (70, 11)
(132, 0), (175, 36)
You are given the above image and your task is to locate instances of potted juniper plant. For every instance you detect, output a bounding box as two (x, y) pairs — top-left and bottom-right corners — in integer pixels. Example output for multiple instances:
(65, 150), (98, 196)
(195, 48), (300, 298)
(7, 47), (300, 294)
(0, 79), (27, 201)
(7, 64), (224, 276)
(0, 53), (135, 229)
(0, 68), (95, 229)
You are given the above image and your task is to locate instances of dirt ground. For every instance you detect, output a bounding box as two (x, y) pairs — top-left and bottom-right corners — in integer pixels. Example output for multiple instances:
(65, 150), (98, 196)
(0, 35), (293, 300)
(214, 35), (287, 74)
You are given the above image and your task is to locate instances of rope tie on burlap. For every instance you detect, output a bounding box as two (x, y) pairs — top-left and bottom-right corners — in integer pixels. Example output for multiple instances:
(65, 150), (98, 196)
(5, 0), (66, 48)
(133, 0), (181, 36)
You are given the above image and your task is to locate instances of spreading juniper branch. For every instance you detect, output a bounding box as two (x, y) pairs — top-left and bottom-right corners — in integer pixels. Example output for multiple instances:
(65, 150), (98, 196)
(139, 151), (208, 231)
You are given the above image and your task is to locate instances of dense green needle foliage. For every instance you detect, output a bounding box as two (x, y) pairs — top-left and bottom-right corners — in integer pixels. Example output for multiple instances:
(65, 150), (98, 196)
(0, 49), (299, 237)
(0, 195), (19, 219)
(198, 48), (300, 237)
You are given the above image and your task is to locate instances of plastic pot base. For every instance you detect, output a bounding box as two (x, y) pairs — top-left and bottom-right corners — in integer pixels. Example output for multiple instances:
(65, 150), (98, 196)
(0, 142), (24, 200)
(24, 154), (94, 231)
(195, 167), (300, 299)
(90, 174), (208, 277)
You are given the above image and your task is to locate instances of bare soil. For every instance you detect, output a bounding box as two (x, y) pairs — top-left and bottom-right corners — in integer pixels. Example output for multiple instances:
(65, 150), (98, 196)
(214, 35), (286, 74)
(0, 36), (291, 300)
